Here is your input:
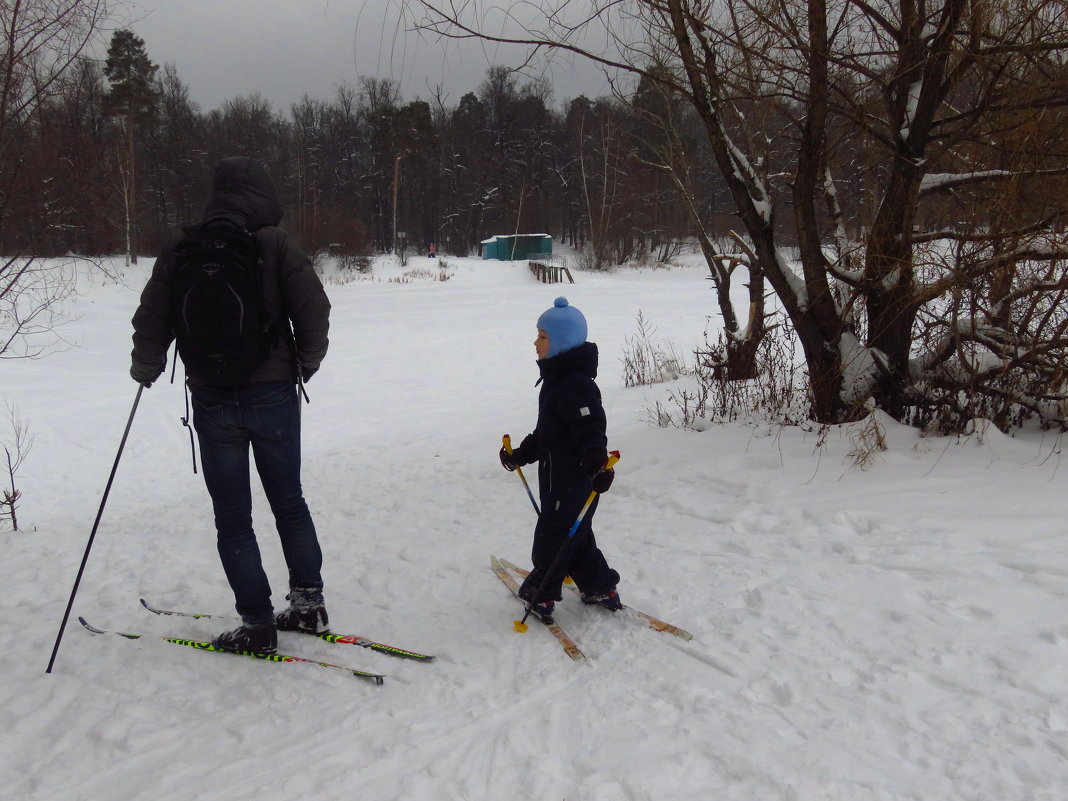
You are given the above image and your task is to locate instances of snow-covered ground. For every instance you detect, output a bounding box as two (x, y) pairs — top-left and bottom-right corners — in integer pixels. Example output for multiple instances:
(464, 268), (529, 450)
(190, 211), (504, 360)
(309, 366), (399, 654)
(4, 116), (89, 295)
(2, 253), (1066, 801)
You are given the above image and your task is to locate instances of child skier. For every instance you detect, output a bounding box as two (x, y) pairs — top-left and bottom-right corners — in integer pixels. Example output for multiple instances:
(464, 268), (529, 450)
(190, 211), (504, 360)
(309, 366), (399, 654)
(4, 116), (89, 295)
(499, 297), (620, 623)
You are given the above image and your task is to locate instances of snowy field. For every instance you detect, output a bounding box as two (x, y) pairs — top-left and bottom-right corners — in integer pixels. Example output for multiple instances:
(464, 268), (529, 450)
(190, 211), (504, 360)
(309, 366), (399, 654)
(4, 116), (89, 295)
(1, 252), (1066, 801)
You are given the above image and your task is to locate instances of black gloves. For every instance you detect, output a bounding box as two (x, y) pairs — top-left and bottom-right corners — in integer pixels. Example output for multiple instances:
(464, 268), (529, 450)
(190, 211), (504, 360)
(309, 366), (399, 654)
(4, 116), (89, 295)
(591, 468), (614, 494)
(130, 363), (163, 387)
(500, 447), (520, 471)
(301, 364), (319, 382)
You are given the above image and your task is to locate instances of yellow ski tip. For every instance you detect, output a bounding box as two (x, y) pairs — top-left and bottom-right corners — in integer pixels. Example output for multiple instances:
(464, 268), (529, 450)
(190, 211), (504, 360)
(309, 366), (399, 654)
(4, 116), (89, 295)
(513, 620), (529, 633)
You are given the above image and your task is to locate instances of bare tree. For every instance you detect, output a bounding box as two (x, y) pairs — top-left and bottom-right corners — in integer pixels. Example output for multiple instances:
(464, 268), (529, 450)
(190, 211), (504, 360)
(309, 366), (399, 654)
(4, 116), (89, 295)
(1, 402), (32, 531)
(569, 97), (633, 269)
(1, 0), (109, 243)
(0, 255), (77, 359)
(143, 63), (205, 247)
(627, 72), (766, 378)
(406, 0), (1068, 428)
(0, 0), (109, 359)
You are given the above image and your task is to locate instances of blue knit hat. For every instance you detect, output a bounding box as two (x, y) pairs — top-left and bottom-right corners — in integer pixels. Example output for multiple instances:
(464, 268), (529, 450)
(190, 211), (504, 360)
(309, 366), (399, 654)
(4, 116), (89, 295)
(537, 297), (588, 358)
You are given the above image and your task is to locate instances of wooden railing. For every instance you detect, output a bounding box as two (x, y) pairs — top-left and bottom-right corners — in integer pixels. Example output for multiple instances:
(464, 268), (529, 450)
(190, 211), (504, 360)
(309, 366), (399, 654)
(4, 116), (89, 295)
(529, 260), (575, 284)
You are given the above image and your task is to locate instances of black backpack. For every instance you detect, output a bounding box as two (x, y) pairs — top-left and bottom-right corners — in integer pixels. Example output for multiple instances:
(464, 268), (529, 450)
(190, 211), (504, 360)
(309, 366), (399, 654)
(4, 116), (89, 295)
(170, 222), (273, 384)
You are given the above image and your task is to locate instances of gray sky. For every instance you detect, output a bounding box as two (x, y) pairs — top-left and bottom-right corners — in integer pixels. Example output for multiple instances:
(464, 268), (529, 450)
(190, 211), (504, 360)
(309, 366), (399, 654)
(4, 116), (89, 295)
(117, 0), (614, 112)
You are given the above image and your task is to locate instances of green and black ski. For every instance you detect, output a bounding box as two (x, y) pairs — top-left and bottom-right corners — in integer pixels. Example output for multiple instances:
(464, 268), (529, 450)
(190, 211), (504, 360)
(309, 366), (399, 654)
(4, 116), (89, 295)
(79, 617), (386, 684)
(139, 598), (434, 661)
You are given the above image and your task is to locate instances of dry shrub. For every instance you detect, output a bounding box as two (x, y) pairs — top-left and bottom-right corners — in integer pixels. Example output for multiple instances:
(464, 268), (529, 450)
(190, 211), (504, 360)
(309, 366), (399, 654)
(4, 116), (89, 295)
(620, 311), (687, 388)
(650, 315), (810, 430)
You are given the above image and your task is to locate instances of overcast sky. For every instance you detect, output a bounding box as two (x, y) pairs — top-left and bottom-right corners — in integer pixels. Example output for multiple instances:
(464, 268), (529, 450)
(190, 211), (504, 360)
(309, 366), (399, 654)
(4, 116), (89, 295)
(116, 0), (615, 112)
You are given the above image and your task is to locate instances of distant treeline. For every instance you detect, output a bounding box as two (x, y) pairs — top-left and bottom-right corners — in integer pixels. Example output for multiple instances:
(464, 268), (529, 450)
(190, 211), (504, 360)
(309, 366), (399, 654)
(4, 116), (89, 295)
(8, 49), (737, 264)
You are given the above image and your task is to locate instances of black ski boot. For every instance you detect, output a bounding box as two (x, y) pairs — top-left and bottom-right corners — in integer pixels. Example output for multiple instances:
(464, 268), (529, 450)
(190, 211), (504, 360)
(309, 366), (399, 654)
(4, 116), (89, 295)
(275, 586), (330, 635)
(212, 623), (277, 654)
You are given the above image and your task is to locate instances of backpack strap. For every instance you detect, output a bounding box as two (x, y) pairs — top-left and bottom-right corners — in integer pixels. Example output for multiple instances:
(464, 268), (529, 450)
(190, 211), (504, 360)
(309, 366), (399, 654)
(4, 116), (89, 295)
(180, 372), (198, 475)
(275, 314), (311, 404)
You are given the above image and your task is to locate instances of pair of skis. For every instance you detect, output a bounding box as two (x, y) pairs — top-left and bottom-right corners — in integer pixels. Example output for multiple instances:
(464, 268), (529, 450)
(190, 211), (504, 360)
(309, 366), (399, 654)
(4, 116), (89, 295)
(79, 600), (435, 685)
(491, 556), (693, 662)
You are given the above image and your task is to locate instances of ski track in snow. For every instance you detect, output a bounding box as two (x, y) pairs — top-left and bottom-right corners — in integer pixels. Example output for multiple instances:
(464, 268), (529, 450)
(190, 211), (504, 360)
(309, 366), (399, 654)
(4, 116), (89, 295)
(1, 256), (1066, 800)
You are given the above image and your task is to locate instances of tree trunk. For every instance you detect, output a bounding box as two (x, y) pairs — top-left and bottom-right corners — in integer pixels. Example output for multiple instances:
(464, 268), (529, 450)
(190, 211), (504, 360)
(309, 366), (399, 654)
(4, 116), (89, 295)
(664, 0), (855, 422)
(695, 232), (765, 381)
(724, 335), (760, 381)
(864, 167), (921, 419)
(127, 118), (138, 265)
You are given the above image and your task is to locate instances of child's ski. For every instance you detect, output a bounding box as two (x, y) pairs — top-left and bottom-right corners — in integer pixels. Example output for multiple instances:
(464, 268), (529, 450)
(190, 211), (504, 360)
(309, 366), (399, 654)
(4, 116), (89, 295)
(79, 617), (386, 684)
(139, 598), (434, 661)
(497, 557), (694, 641)
(490, 556), (586, 662)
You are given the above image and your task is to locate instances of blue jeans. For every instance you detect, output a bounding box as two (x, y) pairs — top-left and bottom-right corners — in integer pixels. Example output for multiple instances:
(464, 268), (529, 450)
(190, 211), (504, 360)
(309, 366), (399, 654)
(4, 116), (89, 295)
(192, 382), (323, 626)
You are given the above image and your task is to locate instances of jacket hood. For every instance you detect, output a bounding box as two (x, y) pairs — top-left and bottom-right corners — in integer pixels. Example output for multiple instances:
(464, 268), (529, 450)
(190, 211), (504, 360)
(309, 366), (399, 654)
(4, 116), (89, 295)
(537, 341), (599, 382)
(201, 157), (284, 230)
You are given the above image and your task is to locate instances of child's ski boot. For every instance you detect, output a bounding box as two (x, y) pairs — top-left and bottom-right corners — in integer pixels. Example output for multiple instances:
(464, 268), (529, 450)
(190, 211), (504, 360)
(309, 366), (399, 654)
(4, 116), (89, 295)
(530, 600), (555, 623)
(581, 588), (623, 612)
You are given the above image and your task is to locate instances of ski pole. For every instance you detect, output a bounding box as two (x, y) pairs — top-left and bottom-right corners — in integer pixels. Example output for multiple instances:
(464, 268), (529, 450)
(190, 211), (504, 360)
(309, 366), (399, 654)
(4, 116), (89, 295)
(514, 450), (620, 633)
(46, 384), (145, 674)
(502, 434), (540, 515)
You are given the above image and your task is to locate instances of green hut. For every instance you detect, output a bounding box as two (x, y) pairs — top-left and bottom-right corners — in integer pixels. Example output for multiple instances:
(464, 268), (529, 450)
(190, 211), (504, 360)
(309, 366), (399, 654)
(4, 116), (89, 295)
(480, 233), (553, 260)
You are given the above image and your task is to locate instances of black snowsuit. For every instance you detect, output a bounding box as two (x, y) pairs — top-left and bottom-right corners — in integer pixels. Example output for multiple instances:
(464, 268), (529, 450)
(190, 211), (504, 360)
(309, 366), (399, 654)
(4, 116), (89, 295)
(510, 341), (619, 602)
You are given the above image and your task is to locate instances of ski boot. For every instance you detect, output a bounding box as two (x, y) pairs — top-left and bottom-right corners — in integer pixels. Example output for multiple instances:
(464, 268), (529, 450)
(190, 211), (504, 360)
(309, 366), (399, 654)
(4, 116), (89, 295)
(581, 588), (623, 612)
(528, 600), (556, 624)
(275, 586), (330, 635)
(212, 623), (278, 654)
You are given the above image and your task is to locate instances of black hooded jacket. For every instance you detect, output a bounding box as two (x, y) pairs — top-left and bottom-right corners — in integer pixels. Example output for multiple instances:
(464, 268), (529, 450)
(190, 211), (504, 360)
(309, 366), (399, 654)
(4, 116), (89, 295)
(512, 342), (609, 509)
(131, 157), (330, 387)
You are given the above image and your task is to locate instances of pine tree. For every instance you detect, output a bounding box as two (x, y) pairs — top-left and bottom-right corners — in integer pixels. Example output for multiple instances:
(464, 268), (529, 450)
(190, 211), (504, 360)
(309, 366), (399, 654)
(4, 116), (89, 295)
(103, 29), (158, 265)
